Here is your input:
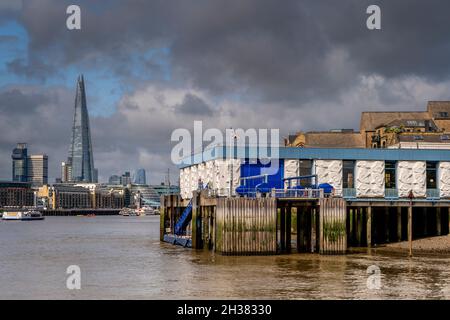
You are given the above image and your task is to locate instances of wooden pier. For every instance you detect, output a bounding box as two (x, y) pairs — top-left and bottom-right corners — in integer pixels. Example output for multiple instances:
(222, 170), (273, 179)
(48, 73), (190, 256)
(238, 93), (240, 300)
(160, 192), (450, 255)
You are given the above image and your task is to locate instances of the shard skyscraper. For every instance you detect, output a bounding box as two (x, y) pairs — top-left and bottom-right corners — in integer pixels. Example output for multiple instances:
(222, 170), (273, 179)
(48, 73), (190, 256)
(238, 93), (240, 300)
(65, 75), (96, 182)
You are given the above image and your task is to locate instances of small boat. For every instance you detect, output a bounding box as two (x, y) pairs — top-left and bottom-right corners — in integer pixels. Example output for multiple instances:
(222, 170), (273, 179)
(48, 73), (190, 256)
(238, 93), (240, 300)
(2, 209), (44, 221)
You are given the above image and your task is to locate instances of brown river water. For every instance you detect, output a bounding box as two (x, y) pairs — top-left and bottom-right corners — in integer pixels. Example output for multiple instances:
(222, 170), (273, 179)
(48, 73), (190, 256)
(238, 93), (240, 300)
(1, 215), (449, 299)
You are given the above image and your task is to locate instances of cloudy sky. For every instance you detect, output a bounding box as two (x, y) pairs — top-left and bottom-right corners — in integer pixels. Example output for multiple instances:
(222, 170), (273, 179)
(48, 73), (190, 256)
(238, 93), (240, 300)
(1, 0), (450, 184)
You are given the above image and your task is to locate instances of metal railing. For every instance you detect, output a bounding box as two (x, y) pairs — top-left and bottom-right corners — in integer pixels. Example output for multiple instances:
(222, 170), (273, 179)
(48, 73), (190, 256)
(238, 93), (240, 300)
(385, 188), (398, 199)
(426, 188), (440, 200)
(342, 188), (356, 199)
(271, 188), (324, 199)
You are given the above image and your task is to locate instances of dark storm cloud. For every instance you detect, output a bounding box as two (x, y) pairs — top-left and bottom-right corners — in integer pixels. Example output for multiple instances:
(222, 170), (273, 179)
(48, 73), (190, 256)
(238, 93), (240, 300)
(175, 94), (214, 116)
(8, 0), (450, 104)
(2, 0), (450, 182)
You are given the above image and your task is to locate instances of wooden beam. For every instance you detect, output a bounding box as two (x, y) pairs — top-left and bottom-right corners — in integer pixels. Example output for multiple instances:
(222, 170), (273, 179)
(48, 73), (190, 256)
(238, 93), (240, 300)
(286, 206), (292, 253)
(408, 205), (413, 257)
(280, 207), (286, 252)
(397, 207), (402, 241)
(436, 207), (442, 236)
(367, 206), (372, 248)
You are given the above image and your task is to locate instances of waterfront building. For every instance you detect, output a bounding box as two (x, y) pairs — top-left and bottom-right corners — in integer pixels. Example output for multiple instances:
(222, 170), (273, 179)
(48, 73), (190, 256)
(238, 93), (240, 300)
(0, 181), (34, 208)
(27, 155), (48, 187)
(11, 143), (28, 182)
(285, 101), (450, 149)
(49, 184), (92, 209)
(134, 168), (146, 185)
(65, 75), (97, 182)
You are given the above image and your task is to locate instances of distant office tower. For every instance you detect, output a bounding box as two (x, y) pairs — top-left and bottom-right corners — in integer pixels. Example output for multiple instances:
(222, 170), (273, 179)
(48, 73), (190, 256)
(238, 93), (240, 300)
(134, 169), (146, 185)
(27, 155), (48, 187)
(109, 175), (121, 185)
(67, 75), (97, 182)
(93, 168), (98, 183)
(61, 161), (72, 183)
(121, 172), (132, 186)
(12, 143), (28, 182)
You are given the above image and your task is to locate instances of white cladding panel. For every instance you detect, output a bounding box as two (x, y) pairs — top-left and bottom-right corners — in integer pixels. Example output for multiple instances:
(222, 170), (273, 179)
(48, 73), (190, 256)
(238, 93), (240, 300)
(284, 159), (299, 188)
(314, 160), (343, 196)
(179, 159), (242, 199)
(439, 162), (450, 198)
(355, 161), (385, 197)
(397, 161), (426, 198)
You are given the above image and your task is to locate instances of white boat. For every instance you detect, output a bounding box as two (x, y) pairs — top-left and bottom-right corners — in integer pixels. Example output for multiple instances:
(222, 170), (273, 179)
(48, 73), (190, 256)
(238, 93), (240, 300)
(135, 206), (154, 216)
(2, 210), (44, 221)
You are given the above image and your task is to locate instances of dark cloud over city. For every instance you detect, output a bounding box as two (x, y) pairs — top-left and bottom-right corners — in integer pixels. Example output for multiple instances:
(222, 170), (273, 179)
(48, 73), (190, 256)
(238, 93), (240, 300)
(2, 0), (450, 183)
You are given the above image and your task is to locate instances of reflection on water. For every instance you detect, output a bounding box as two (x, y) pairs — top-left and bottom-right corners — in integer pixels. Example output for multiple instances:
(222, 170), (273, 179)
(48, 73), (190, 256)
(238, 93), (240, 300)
(1, 216), (449, 299)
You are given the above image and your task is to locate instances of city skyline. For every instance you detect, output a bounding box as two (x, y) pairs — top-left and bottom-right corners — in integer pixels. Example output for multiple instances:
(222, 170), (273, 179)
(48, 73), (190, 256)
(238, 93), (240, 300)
(2, 1), (450, 184)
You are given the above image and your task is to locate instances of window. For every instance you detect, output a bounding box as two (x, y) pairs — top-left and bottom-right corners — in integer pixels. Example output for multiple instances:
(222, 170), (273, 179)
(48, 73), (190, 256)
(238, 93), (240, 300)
(299, 160), (313, 187)
(343, 160), (355, 188)
(426, 162), (437, 189)
(441, 135), (449, 141)
(385, 161), (396, 189)
(438, 112), (449, 118)
(413, 135), (423, 140)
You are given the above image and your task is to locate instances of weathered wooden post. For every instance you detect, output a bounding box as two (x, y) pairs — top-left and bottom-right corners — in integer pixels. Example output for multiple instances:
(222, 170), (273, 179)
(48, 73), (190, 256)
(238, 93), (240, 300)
(366, 206), (372, 248)
(311, 207), (316, 253)
(280, 207), (286, 252)
(191, 191), (202, 249)
(357, 207), (363, 246)
(385, 207), (390, 243)
(436, 207), (441, 236)
(397, 207), (402, 241)
(423, 207), (428, 237)
(408, 205), (413, 257)
(286, 206), (292, 253)
(160, 195), (166, 241)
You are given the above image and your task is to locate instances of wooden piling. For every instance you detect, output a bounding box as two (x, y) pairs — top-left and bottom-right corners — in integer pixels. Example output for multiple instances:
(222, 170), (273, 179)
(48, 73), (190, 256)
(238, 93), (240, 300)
(160, 196), (166, 241)
(397, 207), (402, 241)
(408, 205), (413, 257)
(436, 207), (441, 236)
(286, 206), (292, 253)
(319, 198), (347, 254)
(366, 206), (372, 247)
(191, 191), (201, 249)
(280, 207), (286, 252)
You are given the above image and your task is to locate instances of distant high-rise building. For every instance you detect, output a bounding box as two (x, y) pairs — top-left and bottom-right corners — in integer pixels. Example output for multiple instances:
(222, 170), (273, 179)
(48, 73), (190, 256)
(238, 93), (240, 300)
(121, 171), (132, 186)
(108, 175), (121, 185)
(66, 75), (97, 182)
(27, 155), (48, 187)
(12, 143), (28, 182)
(134, 168), (146, 185)
(61, 161), (72, 183)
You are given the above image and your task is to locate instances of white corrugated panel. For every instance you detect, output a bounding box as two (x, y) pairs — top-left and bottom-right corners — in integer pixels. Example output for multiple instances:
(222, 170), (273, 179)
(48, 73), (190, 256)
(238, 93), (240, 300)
(439, 162), (450, 198)
(284, 159), (299, 188)
(355, 161), (385, 197)
(314, 160), (343, 196)
(397, 161), (426, 198)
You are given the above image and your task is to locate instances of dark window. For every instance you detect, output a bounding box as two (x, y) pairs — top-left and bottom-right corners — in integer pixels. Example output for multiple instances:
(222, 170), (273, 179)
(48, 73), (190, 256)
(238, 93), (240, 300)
(438, 112), (449, 118)
(343, 160), (355, 188)
(413, 135), (423, 140)
(426, 162), (437, 189)
(441, 135), (449, 141)
(385, 161), (396, 189)
(299, 160), (313, 187)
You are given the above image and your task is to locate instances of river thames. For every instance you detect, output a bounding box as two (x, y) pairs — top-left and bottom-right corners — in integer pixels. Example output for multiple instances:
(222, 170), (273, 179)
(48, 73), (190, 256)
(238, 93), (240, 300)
(1, 215), (450, 299)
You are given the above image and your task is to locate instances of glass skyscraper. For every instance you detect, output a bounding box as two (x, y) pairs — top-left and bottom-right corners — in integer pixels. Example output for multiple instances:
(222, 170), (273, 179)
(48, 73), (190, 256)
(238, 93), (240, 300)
(134, 169), (147, 185)
(12, 143), (28, 182)
(67, 75), (97, 182)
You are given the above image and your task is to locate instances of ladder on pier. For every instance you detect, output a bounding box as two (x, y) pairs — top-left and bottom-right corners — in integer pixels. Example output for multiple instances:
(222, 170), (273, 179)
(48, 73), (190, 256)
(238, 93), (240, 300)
(174, 200), (193, 235)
